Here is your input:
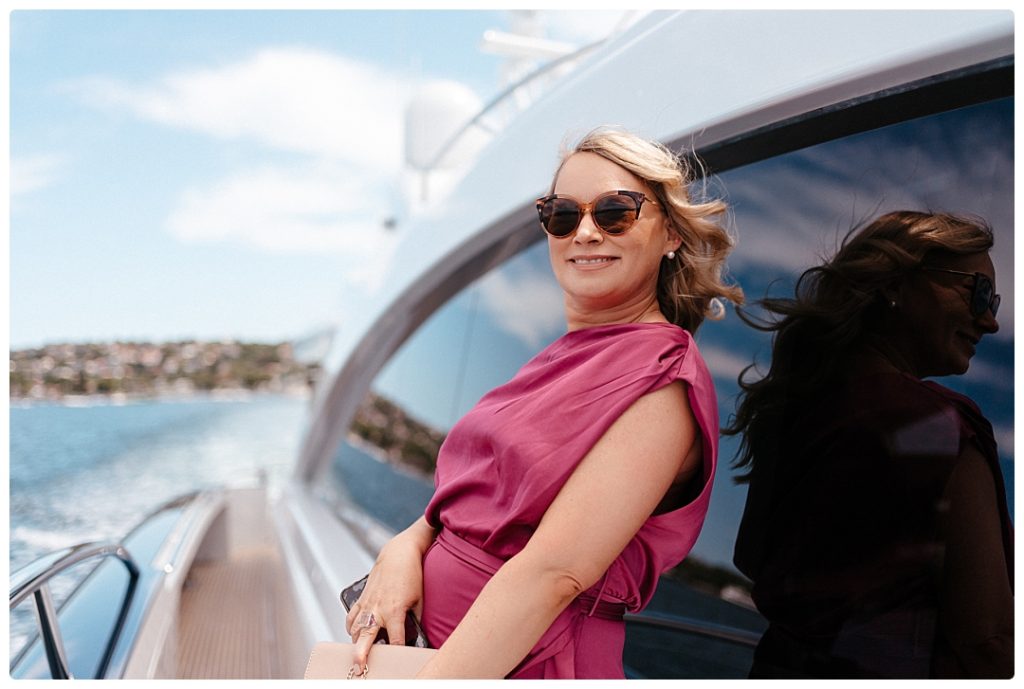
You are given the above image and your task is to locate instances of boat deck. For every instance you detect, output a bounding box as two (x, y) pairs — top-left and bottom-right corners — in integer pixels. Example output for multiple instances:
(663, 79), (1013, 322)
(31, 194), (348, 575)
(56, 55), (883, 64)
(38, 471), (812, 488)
(174, 490), (306, 679)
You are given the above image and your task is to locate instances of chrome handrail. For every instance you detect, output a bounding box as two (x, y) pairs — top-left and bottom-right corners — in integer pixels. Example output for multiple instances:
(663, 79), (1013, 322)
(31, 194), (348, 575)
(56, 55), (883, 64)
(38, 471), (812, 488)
(10, 541), (140, 679)
(421, 37), (607, 173)
(624, 610), (762, 648)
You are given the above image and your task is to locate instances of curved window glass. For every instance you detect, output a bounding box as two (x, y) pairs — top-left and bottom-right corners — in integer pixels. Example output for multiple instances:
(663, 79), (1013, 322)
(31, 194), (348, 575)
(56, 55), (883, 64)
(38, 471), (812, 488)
(691, 96), (1013, 577)
(669, 95), (1013, 680)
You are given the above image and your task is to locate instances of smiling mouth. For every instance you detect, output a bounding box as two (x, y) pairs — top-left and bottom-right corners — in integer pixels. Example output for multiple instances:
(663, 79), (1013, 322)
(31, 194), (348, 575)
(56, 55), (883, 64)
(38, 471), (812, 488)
(957, 333), (980, 356)
(570, 257), (617, 265)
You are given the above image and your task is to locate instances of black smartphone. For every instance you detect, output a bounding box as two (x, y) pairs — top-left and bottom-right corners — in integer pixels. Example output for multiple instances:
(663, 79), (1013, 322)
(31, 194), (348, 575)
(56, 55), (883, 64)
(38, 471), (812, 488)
(340, 575), (431, 648)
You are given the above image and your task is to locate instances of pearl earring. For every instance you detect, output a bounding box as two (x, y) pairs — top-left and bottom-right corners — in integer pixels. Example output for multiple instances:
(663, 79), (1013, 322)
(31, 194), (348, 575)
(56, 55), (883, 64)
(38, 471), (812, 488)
(666, 251), (676, 260)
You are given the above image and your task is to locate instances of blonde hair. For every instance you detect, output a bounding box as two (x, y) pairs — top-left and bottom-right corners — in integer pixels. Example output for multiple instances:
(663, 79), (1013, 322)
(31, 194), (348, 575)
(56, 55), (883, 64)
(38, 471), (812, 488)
(553, 126), (744, 333)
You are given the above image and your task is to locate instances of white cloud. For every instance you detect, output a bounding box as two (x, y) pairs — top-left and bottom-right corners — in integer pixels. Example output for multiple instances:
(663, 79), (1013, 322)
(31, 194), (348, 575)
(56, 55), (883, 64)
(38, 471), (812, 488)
(165, 161), (399, 288)
(723, 129), (1014, 341)
(10, 153), (66, 196)
(67, 47), (411, 173)
(698, 342), (752, 382)
(992, 424), (1013, 457)
(964, 358), (1015, 392)
(478, 262), (565, 349)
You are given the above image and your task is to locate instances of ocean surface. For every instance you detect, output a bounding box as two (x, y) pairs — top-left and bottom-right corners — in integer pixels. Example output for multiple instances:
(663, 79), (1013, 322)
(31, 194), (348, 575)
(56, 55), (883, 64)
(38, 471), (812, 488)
(8, 394), (310, 663)
(8, 395), (309, 573)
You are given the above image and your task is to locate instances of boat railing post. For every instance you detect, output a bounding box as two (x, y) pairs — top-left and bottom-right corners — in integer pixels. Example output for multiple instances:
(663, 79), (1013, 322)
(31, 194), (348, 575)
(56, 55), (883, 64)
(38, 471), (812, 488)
(95, 558), (141, 679)
(10, 541), (141, 678)
(33, 584), (72, 679)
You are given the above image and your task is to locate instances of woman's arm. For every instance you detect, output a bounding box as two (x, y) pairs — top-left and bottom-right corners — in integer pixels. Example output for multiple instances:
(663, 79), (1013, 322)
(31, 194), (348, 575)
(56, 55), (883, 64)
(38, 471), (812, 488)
(347, 516), (436, 666)
(416, 380), (700, 678)
(933, 441), (1013, 678)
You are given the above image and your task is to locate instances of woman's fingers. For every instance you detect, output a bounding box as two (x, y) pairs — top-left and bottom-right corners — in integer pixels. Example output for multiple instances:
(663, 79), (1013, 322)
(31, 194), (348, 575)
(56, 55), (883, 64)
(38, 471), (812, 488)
(346, 604), (411, 677)
(384, 612), (406, 647)
(349, 610), (380, 676)
(349, 606), (407, 645)
(345, 602), (359, 636)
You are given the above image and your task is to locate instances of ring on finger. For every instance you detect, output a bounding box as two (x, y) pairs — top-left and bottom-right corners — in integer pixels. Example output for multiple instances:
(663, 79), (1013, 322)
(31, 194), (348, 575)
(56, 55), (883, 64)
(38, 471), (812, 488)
(355, 611), (378, 631)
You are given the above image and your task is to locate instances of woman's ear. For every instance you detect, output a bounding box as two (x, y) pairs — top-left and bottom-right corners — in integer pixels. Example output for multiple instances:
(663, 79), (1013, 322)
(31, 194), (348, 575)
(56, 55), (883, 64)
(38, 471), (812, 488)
(665, 225), (683, 254)
(880, 278), (904, 309)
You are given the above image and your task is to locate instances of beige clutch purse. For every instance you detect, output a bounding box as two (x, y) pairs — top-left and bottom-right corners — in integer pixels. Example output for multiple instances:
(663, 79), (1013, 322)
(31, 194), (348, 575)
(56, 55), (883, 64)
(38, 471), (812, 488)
(304, 641), (437, 679)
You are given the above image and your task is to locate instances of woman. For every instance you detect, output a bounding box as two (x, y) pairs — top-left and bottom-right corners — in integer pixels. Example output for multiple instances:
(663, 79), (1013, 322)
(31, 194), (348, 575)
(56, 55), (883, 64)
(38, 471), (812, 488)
(344, 127), (743, 678)
(728, 211), (1013, 678)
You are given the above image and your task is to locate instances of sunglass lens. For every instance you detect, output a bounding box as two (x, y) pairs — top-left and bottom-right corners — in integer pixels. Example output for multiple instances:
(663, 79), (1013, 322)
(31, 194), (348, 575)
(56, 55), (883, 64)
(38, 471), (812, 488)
(971, 274), (1000, 317)
(541, 198), (581, 237)
(593, 194), (639, 235)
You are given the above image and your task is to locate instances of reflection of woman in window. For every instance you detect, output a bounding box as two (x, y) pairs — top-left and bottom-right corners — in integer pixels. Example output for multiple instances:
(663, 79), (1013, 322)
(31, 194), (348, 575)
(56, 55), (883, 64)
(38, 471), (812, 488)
(729, 211), (1013, 678)
(343, 127), (743, 678)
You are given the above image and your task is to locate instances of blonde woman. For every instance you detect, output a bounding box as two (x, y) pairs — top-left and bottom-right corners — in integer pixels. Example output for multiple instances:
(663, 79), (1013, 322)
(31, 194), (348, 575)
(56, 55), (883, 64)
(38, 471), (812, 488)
(346, 127), (742, 678)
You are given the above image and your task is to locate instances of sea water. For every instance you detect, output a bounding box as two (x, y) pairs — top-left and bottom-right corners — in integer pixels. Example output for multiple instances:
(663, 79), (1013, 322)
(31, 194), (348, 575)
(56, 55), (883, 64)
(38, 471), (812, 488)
(8, 394), (309, 663)
(9, 394), (309, 572)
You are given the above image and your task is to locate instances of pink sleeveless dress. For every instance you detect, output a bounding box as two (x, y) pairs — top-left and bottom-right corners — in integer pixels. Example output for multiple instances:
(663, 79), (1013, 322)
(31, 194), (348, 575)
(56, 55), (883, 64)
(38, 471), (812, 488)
(421, 322), (719, 678)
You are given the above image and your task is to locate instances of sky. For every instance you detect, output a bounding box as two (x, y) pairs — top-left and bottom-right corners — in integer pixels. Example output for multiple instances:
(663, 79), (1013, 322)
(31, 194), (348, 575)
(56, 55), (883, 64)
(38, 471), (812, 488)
(6, 8), (643, 350)
(5, 4), (1015, 354)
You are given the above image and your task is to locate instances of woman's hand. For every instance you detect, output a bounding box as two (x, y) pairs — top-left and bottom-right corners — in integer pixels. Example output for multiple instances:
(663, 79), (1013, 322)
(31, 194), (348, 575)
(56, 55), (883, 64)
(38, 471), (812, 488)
(345, 517), (436, 675)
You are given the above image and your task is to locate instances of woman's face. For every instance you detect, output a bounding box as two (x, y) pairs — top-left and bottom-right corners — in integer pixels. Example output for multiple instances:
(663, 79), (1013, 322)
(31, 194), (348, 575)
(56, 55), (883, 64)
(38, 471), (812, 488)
(547, 152), (680, 317)
(894, 251), (999, 378)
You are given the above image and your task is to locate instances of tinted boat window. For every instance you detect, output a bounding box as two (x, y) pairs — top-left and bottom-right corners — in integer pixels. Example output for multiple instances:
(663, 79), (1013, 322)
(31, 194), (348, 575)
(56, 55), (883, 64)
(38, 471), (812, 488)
(691, 96), (1013, 581)
(631, 96), (1012, 679)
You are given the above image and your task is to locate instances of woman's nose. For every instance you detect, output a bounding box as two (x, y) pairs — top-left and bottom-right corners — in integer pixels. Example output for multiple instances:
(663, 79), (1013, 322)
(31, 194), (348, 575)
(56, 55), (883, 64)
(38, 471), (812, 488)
(573, 212), (603, 243)
(978, 307), (1000, 335)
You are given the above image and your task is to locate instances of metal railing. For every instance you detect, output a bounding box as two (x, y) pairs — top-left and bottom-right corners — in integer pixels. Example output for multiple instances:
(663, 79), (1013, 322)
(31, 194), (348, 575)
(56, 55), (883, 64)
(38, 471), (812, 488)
(10, 541), (140, 679)
(421, 37), (607, 174)
(625, 610), (762, 648)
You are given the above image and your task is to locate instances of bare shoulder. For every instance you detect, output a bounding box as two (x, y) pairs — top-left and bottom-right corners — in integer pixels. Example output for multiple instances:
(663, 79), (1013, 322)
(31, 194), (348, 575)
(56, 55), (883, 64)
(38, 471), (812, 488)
(610, 380), (695, 443)
(581, 380), (699, 496)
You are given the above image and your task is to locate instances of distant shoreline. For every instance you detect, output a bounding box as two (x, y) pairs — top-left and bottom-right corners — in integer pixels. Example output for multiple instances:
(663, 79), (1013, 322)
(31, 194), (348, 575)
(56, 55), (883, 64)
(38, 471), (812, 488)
(10, 339), (318, 403)
(9, 387), (311, 409)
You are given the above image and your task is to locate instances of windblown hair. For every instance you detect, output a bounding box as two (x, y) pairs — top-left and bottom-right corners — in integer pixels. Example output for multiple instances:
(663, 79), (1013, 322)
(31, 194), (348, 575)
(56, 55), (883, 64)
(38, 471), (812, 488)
(725, 210), (994, 482)
(553, 127), (744, 333)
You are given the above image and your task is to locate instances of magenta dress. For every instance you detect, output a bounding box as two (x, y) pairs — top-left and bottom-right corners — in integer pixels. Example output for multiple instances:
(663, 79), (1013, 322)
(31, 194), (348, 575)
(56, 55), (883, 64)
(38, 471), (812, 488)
(421, 322), (719, 678)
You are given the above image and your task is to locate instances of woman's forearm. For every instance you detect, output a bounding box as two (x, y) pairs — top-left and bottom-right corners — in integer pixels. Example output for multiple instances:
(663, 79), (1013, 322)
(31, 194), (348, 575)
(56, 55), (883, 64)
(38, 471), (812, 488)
(936, 444), (1014, 677)
(415, 550), (581, 678)
(386, 516), (436, 560)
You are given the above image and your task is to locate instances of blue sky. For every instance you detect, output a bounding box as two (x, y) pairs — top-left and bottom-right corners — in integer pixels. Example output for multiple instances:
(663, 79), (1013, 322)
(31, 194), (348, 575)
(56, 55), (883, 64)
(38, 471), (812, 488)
(7, 9), (638, 350)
